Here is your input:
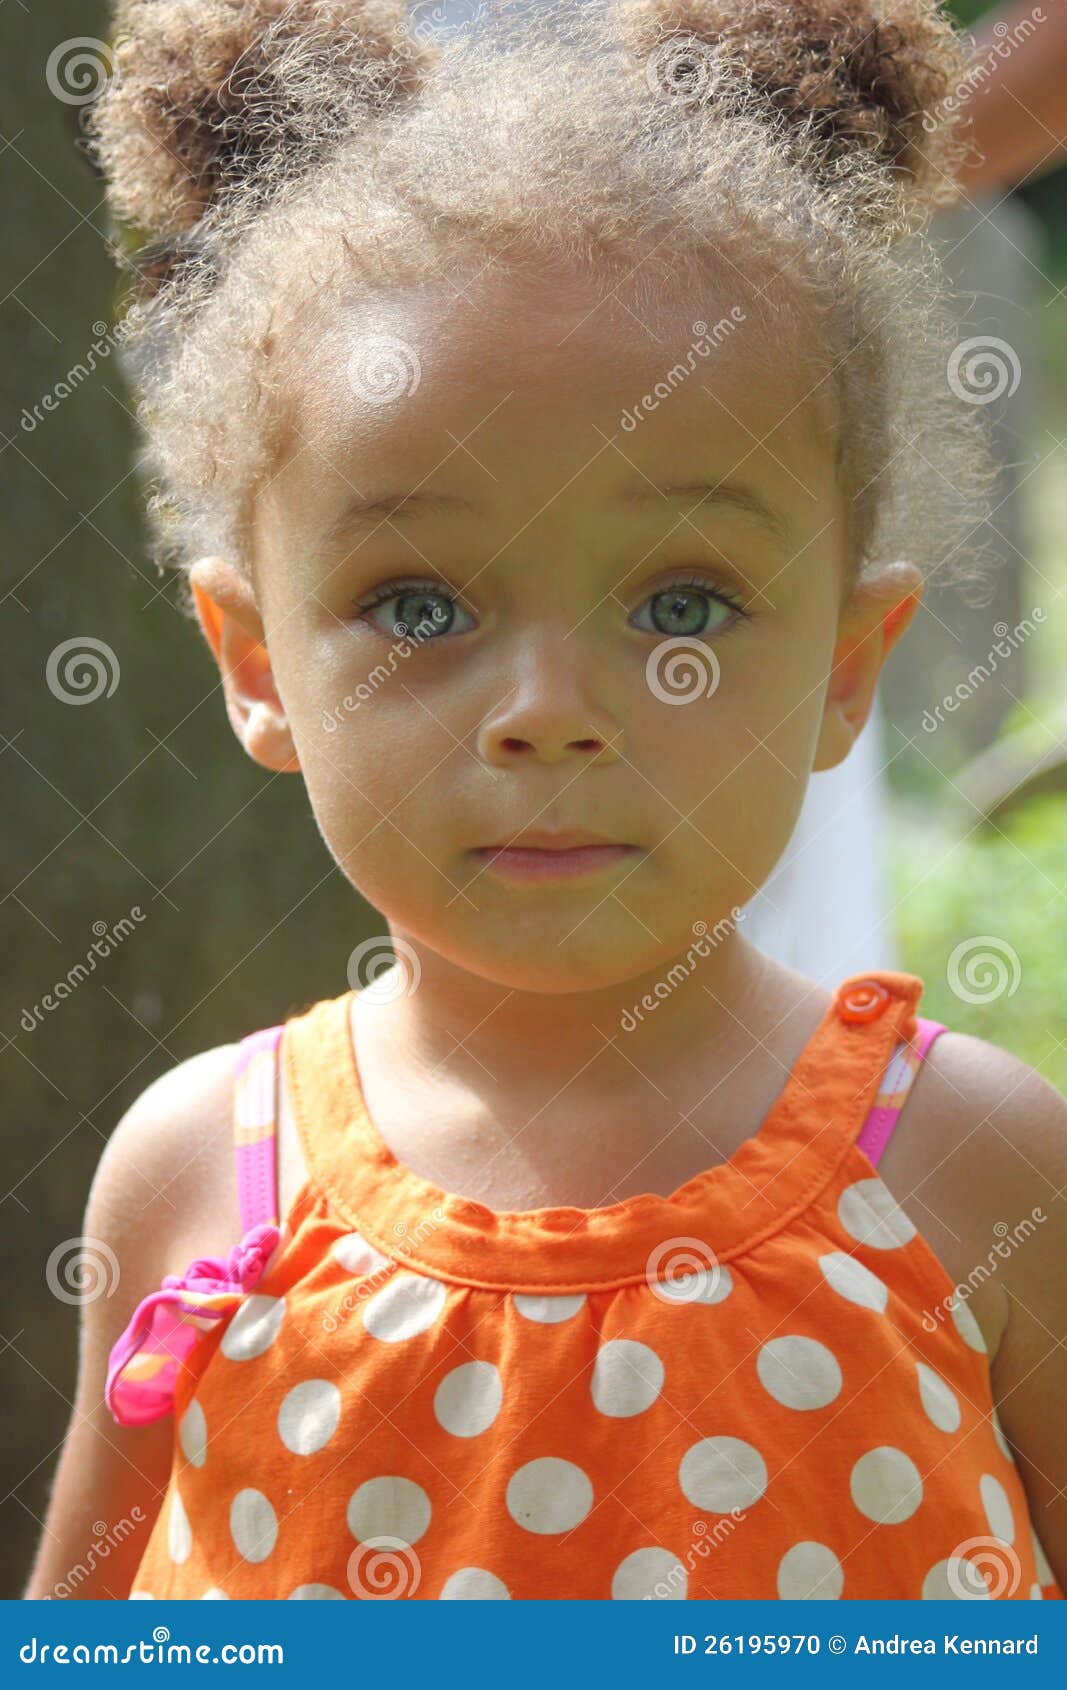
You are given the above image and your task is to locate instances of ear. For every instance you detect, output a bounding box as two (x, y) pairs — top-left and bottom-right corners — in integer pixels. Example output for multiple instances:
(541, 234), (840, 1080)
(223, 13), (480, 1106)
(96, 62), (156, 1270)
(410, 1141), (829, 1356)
(188, 555), (300, 774)
(812, 561), (924, 773)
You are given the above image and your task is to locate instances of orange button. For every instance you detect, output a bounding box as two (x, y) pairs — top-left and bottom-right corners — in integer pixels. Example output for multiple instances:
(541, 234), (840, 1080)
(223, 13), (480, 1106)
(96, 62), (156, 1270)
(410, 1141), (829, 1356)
(836, 978), (891, 1023)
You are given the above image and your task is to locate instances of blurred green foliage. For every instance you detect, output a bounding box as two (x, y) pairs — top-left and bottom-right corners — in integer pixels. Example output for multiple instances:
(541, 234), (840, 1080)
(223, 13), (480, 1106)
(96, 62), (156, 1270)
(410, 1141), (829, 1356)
(891, 792), (1067, 1089)
(889, 0), (1067, 1083)
(948, 0), (991, 23)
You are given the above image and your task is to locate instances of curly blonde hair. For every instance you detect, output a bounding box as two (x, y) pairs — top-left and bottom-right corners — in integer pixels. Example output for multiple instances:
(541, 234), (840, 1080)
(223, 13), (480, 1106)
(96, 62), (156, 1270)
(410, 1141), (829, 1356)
(87, 0), (998, 607)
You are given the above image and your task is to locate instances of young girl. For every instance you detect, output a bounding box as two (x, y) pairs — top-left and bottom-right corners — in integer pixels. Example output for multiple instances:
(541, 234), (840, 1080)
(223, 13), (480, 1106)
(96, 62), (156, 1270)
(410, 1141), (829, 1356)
(26, 0), (1067, 1602)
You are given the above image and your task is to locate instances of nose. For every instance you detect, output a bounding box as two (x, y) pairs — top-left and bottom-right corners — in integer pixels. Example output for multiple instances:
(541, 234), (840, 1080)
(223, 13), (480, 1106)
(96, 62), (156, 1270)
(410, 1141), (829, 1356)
(476, 679), (621, 768)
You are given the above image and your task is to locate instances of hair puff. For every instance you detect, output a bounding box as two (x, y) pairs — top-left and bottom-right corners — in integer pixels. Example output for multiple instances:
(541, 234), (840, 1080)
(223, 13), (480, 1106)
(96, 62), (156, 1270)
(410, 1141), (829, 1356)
(618, 0), (972, 234)
(87, 0), (436, 253)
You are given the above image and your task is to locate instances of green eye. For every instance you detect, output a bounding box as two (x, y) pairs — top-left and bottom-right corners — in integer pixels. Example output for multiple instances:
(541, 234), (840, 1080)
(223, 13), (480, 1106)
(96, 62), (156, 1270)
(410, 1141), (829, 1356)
(351, 572), (749, 641)
(354, 581), (475, 641)
(630, 577), (747, 638)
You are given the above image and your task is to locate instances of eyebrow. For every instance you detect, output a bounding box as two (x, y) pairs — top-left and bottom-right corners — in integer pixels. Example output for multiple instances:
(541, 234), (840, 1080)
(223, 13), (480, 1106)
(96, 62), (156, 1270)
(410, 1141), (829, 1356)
(322, 477), (792, 548)
(621, 480), (793, 547)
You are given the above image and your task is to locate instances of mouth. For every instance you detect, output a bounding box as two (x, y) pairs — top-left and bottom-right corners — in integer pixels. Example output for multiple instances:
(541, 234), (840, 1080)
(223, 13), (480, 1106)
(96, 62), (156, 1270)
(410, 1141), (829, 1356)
(469, 833), (641, 883)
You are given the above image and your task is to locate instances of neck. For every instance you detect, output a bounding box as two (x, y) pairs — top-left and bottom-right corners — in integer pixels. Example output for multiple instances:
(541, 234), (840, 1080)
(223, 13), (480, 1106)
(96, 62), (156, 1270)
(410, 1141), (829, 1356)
(358, 930), (786, 1111)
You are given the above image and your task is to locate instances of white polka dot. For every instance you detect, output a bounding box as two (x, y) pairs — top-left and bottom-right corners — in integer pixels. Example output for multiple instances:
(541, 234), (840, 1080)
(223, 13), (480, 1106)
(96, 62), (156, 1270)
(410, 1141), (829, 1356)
(363, 1273), (447, 1341)
(277, 1380), (342, 1455)
(980, 1472), (1015, 1543)
(678, 1436), (767, 1513)
(949, 1294), (987, 1353)
(850, 1446), (923, 1524)
(991, 1407), (1014, 1461)
(167, 1488), (192, 1564)
(757, 1336), (842, 1411)
(129, 1589), (154, 1599)
(818, 1251), (888, 1313)
(921, 1556), (991, 1599)
(347, 1476), (432, 1547)
(200, 1588), (228, 1598)
(1032, 1525), (1054, 1585)
(1030, 1583), (1044, 1599)
(230, 1487), (278, 1563)
(439, 1567), (511, 1599)
(332, 1232), (393, 1278)
(512, 1292), (587, 1323)
(506, 1457), (594, 1534)
(777, 1542), (844, 1599)
(916, 1362), (961, 1433)
(591, 1339), (664, 1417)
(179, 1398), (207, 1467)
(612, 1546), (688, 1599)
(654, 1264), (733, 1305)
(220, 1294), (286, 1361)
(838, 1178), (917, 1249)
(288, 1584), (346, 1599)
(434, 1361), (503, 1437)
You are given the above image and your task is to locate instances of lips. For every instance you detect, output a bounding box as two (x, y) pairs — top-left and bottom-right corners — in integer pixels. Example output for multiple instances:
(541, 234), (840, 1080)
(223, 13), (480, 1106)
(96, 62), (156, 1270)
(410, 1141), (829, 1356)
(477, 830), (627, 851)
(468, 839), (641, 883)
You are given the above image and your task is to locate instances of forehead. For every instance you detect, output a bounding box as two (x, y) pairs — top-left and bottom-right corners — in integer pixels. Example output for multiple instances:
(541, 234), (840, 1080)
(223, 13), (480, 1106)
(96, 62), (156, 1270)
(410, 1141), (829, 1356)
(265, 260), (841, 544)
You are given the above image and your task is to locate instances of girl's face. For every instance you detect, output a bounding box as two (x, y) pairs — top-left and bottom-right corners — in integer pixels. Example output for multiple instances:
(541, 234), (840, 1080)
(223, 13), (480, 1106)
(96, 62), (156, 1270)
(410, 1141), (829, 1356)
(204, 267), (919, 995)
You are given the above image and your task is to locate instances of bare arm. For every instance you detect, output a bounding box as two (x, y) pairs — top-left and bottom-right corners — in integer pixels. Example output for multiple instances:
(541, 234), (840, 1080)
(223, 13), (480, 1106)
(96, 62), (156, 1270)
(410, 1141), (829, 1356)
(21, 1045), (239, 1599)
(955, 1), (1067, 195)
(916, 1031), (1067, 1592)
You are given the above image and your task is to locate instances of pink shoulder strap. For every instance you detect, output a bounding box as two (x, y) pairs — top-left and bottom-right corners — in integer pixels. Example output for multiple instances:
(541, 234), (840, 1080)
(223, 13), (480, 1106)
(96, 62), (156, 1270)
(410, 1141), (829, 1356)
(232, 1024), (285, 1231)
(104, 1024), (286, 1428)
(855, 1015), (947, 1167)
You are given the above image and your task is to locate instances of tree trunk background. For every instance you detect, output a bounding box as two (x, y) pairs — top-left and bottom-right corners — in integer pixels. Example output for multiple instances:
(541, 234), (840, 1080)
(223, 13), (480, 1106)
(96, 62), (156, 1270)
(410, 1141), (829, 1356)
(1, 0), (379, 1597)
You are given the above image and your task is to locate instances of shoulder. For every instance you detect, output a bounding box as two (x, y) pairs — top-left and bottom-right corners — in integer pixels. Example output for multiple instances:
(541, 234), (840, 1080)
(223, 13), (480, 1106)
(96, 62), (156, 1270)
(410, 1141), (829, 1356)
(86, 1040), (244, 1292)
(905, 1025), (1067, 1379)
(911, 1025), (1067, 1215)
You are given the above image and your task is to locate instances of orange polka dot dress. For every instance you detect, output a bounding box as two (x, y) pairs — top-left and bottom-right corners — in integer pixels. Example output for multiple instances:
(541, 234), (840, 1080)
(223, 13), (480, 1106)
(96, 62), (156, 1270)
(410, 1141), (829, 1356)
(108, 969), (1063, 1601)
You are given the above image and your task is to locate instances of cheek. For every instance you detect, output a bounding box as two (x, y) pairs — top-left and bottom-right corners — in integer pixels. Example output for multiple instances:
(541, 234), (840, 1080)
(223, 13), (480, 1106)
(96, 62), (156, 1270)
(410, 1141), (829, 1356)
(636, 625), (829, 796)
(632, 617), (835, 902)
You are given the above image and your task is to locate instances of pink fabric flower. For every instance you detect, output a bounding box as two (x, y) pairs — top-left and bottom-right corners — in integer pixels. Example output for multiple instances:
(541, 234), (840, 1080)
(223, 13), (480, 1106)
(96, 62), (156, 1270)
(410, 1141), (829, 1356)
(105, 1221), (283, 1426)
(161, 1221), (281, 1307)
